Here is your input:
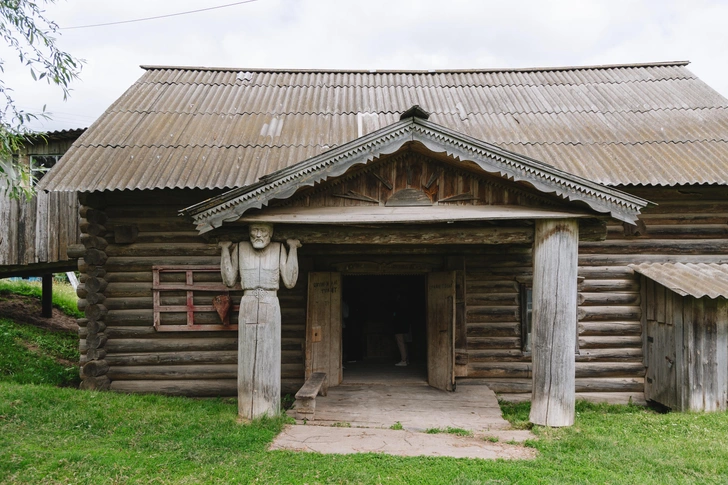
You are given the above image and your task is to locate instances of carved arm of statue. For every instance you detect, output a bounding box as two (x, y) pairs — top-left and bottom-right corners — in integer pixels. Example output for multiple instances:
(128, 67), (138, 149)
(280, 239), (301, 289)
(219, 241), (239, 288)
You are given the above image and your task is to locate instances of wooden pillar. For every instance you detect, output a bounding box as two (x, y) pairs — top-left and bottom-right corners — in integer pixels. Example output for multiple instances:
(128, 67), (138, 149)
(41, 273), (53, 318)
(530, 219), (578, 427)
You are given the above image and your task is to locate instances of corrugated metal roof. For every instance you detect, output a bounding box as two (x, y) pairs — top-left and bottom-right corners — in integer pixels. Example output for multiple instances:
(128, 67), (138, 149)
(40, 61), (728, 192)
(630, 263), (728, 299)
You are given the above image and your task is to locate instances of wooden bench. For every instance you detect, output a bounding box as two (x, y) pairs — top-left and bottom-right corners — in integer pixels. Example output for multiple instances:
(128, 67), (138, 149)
(294, 372), (328, 421)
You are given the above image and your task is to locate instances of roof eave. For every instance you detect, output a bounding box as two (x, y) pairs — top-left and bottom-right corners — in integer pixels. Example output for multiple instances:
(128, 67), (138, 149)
(182, 117), (649, 234)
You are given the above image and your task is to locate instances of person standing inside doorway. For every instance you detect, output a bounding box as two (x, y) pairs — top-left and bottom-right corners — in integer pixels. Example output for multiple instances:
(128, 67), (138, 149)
(391, 293), (409, 366)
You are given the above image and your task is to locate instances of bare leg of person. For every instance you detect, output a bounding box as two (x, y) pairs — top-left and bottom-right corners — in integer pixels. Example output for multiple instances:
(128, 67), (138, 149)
(395, 333), (407, 366)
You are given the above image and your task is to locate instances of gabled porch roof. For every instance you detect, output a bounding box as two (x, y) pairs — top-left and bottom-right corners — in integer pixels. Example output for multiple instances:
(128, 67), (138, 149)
(182, 112), (649, 233)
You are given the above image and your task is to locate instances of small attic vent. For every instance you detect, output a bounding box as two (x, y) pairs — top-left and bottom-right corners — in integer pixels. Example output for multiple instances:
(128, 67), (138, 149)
(400, 105), (431, 121)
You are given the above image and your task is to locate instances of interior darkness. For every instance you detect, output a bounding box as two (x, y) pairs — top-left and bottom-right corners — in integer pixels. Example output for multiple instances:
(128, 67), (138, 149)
(342, 275), (427, 365)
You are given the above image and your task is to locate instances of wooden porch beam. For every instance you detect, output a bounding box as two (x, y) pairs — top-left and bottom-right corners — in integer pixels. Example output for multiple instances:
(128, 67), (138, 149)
(270, 224), (534, 245)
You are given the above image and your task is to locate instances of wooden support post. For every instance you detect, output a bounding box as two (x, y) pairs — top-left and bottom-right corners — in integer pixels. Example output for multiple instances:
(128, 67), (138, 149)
(530, 219), (578, 427)
(41, 273), (53, 318)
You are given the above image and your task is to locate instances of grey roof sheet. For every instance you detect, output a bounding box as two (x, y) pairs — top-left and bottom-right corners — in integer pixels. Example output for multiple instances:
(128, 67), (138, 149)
(630, 263), (728, 299)
(39, 61), (728, 192)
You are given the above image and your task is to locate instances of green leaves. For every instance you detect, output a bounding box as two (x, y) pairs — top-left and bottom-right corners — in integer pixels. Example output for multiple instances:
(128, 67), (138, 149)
(0, 0), (83, 198)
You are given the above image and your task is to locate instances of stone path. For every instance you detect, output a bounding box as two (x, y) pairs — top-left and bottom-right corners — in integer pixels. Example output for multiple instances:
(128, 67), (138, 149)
(270, 425), (536, 459)
(271, 383), (537, 459)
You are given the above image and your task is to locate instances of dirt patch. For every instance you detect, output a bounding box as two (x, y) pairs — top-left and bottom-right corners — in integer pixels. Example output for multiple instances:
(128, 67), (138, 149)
(0, 292), (79, 334)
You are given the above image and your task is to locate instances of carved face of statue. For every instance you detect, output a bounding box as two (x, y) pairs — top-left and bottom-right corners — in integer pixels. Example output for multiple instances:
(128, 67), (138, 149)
(249, 223), (273, 249)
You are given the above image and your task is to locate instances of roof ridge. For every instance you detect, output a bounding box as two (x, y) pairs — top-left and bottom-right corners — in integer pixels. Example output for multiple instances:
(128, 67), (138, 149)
(140, 60), (690, 74)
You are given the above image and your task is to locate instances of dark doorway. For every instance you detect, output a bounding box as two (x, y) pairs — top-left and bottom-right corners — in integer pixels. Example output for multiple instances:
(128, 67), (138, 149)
(342, 275), (427, 383)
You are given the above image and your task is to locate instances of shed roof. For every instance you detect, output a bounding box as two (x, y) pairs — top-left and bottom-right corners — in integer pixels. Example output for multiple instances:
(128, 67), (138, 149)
(630, 263), (728, 299)
(39, 61), (728, 192)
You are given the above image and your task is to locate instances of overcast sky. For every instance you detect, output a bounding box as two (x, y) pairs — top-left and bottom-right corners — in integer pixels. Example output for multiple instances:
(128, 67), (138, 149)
(4, 0), (728, 131)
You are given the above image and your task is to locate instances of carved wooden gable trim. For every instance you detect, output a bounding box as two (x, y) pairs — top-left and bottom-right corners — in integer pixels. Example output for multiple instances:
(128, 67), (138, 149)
(277, 151), (563, 210)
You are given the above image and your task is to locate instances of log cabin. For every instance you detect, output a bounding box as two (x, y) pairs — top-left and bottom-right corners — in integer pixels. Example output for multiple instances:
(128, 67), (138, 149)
(39, 61), (728, 425)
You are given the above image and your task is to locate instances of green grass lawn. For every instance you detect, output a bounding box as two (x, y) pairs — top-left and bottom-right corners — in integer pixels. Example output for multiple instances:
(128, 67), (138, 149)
(1, 280), (727, 483)
(1, 384), (727, 484)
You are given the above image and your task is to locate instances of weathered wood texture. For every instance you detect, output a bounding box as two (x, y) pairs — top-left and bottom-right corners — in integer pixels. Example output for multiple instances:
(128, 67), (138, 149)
(93, 185), (728, 403)
(77, 198), (111, 391)
(87, 189), (307, 396)
(0, 190), (79, 270)
(529, 219), (578, 427)
(277, 150), (568, 210)
(305, 272), (342, 388)
(643, 276), (728, 411)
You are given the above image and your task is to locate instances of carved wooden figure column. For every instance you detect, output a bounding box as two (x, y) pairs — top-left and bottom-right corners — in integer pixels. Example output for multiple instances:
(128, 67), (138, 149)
(530, 219), (578, 427)
(220, 223), (300, 421)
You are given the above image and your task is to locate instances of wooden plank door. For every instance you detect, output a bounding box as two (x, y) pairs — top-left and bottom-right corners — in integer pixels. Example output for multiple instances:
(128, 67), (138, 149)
(306, 272), (343, 388)
(427, 271), (455, 391)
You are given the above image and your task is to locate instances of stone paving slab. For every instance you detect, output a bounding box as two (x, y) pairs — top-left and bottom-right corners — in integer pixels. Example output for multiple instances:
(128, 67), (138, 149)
(270, 425), (537, 460)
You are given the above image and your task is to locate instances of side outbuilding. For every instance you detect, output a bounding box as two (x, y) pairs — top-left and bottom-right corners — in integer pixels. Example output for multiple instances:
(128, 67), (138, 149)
(632, 263), (728, 412)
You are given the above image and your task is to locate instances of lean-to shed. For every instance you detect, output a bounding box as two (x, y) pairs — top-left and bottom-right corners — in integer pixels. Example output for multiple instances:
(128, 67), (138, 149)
(631, 263), (728, 411)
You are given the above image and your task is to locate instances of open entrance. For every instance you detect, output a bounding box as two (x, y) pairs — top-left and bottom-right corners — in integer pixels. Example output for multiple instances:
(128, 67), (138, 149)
(342, 275), (427, 384)
(306, 270), (455, 392)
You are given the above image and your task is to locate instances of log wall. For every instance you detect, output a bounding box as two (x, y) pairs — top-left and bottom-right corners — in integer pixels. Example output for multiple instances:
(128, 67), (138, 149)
(84, 185), (728, 402)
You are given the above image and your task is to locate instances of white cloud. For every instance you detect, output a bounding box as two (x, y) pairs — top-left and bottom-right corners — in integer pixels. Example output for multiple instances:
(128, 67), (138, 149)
(1, 0), (726, 131)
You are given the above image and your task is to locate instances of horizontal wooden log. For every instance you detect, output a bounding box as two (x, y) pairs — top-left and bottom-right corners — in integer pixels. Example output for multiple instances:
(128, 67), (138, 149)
(574, 362), (645, 378)
(80, 349), (107, 362)
(580, 239), (728, 255)
(578, 292), (640, 306)
(77, 262), (106, 278)
(468, 349), (528, 362)
(108, 364), (238, 380)
(466, 337), (520, 350)
(578, 266), (636, 279)
(578, 306), (641, 322)
(80, 207), (108, 225)
(81, 360), (109, 378)
(497, 392), (647, 406)
(467, 347), (644, 363)
(466, 293), (519, 306)
(103, 338), (238, 353)
(579, 336), (642, 348)
(466, 307), (518, 323)
(465, 362), (645, 379)
(580, 279), (639, 292)
(578, 321), (642, 336)
(575, 348), (643, 362)
(459, 377), (644, 393)
(85, 333), (107, 351)
(67, 244), (86, 259)
(84, 304), (107, 321)
(467, 321), (520, 337)
(105, 256), (219, 272)
(80, 222), (106, 237)
(80, 234), (108, 250)
(105, 243), (218, 257)
(271, 225), (534, 245)
(467, 362), (530, 378)
(106, 350), (238, 366)
(84, 248), (107, 266)
(80, 375), (111, 391)
(580, 254), (728, 265)
(110, 379), (237, 396)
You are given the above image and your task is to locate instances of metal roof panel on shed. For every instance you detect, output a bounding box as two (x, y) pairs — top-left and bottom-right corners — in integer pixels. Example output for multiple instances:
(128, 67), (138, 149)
(630, 263), (728, 299)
